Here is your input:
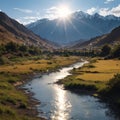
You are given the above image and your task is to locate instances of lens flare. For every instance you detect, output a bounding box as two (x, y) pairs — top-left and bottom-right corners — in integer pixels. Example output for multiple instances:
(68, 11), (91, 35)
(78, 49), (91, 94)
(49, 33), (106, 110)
(57, 5), (71, 19)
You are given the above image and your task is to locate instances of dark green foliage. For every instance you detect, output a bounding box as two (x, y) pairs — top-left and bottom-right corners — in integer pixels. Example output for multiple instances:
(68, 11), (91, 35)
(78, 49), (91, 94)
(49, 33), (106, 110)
(0, 56), (9, 65)
(0, 42), (42, 57)
(111, 45), (120, 58)
(98, 44), (120, 58)
(0, 106), (15, 116)
(100, 74), (120, 107)
(100, 45), (111, 56)
(65, 83), (97, 91)
(19, 45), (28, 52)
(108, 74), (120, 92)
(0, 44), (5, 56)
(5, 42), (18, 52)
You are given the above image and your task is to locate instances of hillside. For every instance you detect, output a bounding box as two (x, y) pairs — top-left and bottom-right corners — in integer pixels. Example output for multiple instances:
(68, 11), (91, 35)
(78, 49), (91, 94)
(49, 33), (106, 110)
(27, 11), (120, 45)
(0, 12), (54, 50)
(72, 26), (120, 49)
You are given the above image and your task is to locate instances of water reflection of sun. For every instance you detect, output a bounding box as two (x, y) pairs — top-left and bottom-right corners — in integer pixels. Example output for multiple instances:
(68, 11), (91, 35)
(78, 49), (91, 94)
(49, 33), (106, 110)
(51, 85), (71, 120)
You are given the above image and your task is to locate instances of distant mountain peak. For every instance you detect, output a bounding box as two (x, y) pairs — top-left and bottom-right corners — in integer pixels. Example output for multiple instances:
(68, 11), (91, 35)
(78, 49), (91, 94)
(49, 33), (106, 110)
(93, 13), (102, 18)
(105, 15), (120, 20)
(72, 11), (90, 18)
(27, 10), (120, 45)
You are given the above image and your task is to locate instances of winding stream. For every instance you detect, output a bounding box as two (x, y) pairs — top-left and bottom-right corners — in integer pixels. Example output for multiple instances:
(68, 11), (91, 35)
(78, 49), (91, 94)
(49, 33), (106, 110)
(24, 61), (117, 120)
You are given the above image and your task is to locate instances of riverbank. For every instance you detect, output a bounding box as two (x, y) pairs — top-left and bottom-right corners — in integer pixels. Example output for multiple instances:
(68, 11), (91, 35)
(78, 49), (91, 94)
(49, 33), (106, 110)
(58, 58), (120, 114)
(0, 55), (81, 120)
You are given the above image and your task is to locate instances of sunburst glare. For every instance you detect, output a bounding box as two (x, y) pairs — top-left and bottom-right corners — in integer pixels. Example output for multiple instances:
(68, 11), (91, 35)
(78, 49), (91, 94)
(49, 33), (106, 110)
(57, 5), (71, 19)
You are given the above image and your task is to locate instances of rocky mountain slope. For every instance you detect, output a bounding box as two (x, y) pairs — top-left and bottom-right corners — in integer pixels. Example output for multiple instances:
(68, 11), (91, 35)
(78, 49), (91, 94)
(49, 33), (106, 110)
(72, 26), (120, 49)
(0, 12), (54, 50)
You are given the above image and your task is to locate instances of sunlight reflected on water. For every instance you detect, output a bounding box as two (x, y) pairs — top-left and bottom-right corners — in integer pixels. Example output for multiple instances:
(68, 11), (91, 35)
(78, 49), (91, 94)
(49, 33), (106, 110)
(51, 85), (71, 120)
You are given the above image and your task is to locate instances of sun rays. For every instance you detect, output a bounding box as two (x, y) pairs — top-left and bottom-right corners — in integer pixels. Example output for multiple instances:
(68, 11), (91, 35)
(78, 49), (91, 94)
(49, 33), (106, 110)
(57, 5), (71, 19)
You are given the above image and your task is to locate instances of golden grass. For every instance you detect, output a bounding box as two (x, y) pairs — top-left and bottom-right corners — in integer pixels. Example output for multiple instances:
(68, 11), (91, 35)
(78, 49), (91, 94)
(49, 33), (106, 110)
(77, 73), (114, 81)
(0, 56), (79, 74)
(60, 59), (120, 92)
(76, 60), (120, 81)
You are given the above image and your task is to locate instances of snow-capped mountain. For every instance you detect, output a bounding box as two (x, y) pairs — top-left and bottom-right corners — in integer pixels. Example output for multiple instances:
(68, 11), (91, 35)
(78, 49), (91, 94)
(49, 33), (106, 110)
(26, 11), (120, 45)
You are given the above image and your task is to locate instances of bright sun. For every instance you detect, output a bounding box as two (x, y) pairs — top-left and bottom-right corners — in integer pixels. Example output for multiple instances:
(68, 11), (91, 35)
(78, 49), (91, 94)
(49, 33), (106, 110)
(57, 5), (71, 19)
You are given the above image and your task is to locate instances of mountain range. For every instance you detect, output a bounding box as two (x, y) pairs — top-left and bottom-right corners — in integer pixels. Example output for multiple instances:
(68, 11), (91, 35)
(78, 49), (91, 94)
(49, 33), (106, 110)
(27, 11), (120, 45)
(72, 25), (120, 49)
(0, 11), (120, 51)
(0, 12), (54, 50)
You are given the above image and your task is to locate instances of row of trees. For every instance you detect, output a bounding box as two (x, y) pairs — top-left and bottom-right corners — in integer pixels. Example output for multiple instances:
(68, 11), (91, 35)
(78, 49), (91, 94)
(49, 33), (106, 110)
(0, 42), (119, 58)
(0, 42), (42, 56)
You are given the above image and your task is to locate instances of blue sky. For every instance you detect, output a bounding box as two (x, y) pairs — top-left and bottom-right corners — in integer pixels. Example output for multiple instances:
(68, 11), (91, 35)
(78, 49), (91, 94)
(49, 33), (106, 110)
(0, 0), (120, 24)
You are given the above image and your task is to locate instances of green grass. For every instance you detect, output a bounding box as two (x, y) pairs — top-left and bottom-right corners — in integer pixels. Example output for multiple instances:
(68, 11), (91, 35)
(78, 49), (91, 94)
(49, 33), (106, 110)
(0, 73), (30, 120)
(59, 74), (107, 93)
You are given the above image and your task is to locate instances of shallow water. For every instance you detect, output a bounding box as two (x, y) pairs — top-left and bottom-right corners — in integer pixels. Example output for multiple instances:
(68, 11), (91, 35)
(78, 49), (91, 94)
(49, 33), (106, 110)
(24, 61), (117, 120)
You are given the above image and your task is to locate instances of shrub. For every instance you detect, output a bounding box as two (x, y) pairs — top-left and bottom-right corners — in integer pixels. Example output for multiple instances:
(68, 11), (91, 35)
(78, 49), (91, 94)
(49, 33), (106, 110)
(100, 45), (111, 57)
(0, 56), (9, 65)
(18, 103), (27, 109)
(111, 45), (120, 58)
(108, 74), (120, 92)
(5, 42), (18, 52)
(0, 105), (15, 116)
(19, 45), (28, 52)
(87, 64), (95, 68)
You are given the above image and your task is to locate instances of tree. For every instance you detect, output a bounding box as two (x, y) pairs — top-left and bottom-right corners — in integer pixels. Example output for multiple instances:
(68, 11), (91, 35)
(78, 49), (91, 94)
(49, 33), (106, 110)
(19, 45), (28, 52)
(5, 42), (18, 52)
(0, 44), (5, 56)
(108, 74), (120, 92)
(112, 45), (120, 58)
(100, 45), (111, 57)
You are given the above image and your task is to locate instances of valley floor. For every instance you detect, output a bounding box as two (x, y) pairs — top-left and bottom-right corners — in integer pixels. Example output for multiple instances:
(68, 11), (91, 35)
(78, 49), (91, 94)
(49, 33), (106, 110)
(0, 55), (80, 120)
(0, 55), (120, 120)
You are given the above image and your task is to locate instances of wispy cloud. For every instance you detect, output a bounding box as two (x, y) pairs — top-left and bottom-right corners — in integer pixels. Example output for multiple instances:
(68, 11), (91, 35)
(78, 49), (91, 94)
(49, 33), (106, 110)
(16, 15), (41, 25)
(15, 10), (41, 25)
(45, 6), (59, 19)
(104, 0), (114, 4)
(14, 8), (33, 13)
(46, 6), (58, 14)
(99, 4), (120, 17)
(87, 7), (97, 15)
(23, 16), (40, 20)
(16, 18), (35, 25)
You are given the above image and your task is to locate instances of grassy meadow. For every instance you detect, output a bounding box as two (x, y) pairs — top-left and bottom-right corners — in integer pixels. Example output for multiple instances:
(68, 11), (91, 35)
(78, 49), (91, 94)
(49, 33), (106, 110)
(60, 59), (120, 92)
(0, 56), (79, 74)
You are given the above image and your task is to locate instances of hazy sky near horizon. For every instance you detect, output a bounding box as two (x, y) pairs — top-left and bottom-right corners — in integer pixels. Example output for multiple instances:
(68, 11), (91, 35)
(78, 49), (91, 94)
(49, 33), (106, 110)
(0, 0), (120, 24)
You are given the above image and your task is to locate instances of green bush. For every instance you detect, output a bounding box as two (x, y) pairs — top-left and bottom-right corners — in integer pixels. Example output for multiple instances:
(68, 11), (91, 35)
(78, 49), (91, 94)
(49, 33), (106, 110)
(0, 105), (15, 116)
(111, 45), (120, 58)
(108, 74), (120, 92)
(0, 56), (9, 65)
(100, 45), (111, 57)
(5, 42), (18, 52)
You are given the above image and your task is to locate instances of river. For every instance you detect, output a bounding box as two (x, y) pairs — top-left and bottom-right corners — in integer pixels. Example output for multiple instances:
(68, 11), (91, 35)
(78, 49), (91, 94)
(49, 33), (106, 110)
(24, 61), (117, 120)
